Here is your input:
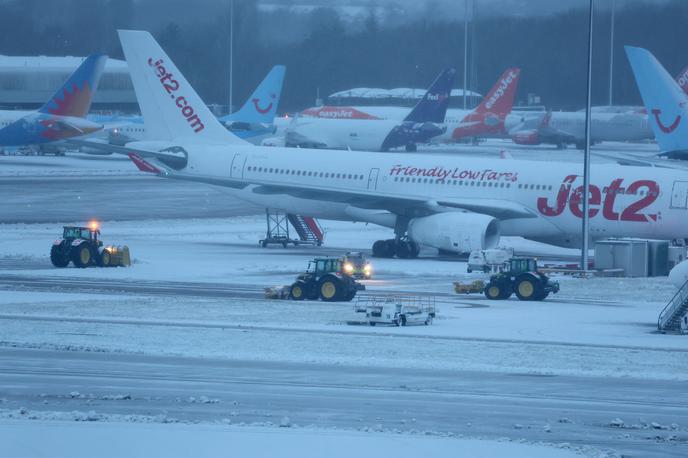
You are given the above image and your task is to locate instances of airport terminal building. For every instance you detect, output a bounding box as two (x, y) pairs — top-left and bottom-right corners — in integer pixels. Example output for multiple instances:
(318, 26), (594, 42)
(0, 55), (137, 112)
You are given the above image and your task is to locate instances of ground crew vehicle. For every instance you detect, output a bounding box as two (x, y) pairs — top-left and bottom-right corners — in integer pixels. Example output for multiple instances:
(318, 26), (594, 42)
(342, 251), (372, 279)
(289, 257), (365, 302)
(483, 257), (559, 301)
(50, 223), (131, 268)
(357, 296), (436, 326)
(467, 248), (513, 273)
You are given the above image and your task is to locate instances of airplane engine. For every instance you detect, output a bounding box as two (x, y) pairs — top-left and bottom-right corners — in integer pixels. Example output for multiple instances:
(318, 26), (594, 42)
(512, 130), (541, 145)
(407, 212), (500, 253)
(669, 259), (688, 289)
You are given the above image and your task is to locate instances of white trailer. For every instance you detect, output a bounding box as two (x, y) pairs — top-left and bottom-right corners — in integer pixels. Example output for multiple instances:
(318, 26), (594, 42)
(355, 296), (436, 326)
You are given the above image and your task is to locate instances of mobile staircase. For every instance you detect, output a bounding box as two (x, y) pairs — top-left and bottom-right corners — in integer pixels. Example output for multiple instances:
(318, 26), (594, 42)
(658, 279), (688, 334)
(259, 209), (324, 247)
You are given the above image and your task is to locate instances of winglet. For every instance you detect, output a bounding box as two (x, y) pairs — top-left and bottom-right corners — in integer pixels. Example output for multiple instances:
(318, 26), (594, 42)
(128, 152), (161, 174)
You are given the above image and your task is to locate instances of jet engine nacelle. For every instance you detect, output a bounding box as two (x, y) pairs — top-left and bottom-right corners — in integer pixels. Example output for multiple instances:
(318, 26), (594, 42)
(407, 212), (500, 253)
(512, 130), (541, 145)
(669, 259), (688, 289)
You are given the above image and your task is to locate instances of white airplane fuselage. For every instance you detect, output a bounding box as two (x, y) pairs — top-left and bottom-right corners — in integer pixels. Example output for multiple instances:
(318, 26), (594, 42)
(164, 140), (688, 249)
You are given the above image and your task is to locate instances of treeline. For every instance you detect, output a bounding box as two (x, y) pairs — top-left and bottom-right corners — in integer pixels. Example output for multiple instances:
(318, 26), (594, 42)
(0, 0), (686, 112)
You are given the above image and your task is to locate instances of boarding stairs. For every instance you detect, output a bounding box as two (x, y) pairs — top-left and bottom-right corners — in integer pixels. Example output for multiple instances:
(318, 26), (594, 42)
(287, 214), (324, 246)
(658, 278), (688, 334)
(259, 209), (324, 247)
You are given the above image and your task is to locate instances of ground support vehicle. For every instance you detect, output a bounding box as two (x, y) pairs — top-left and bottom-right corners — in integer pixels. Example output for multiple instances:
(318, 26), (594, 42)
(467, 248), (513, 273)
(289, 257), (365, 302)
(483, 257), (559, 301)
(50, 224), (131, 268)
(356, 295), (436, 326)
(342, 251), (372, 279)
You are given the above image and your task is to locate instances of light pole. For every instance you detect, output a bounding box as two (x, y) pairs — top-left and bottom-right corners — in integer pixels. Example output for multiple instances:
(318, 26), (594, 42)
(228, 0), (234, 115)
(582, 0), (594, 271)
(463, 0), (469, 110)
(608, 0), (616, 106)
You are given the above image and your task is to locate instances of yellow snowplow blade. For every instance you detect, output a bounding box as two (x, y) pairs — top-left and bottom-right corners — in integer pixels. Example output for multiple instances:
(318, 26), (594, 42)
(104, 245), (131, 267)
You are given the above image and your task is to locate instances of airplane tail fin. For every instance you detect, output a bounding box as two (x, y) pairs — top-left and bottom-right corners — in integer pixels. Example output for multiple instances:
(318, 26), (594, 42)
(38, 54), (107, 118)
(626, 46), (688, 153)
(118, 29), (246, 144)
(403, 68), (456, 123)
(676, 65), (688, 96)
(472, 68), (520, 116)
(223, 65), (286, 124)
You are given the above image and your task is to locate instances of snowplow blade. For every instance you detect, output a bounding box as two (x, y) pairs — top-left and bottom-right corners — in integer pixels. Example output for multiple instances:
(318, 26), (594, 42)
(104, 245), (131, 267)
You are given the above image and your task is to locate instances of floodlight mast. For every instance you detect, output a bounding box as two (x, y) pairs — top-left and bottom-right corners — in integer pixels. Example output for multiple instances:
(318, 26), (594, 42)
(581, 0), (594, 271)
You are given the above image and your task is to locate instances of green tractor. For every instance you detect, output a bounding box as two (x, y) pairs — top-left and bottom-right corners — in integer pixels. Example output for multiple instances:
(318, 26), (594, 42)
(483, 257), (559, 301)
(50, 224), (130, 268)
(290, 257), (366, 302)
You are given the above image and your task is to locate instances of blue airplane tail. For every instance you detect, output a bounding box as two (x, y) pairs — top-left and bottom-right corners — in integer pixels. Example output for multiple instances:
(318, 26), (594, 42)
(625, 46), (688, 154)
(38, 54), (107, 118)
(222, 65), (286, 125)
(404, 68), (456, 123)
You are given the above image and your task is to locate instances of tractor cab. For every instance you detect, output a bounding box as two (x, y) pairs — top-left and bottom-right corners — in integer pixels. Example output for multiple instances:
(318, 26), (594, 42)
(62, 226), (102, 246)
(505, 258), (538, 275)
(306, 257), (342, 276)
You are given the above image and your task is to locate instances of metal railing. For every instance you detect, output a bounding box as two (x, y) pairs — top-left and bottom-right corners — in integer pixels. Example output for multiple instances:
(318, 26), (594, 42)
(658, 277), (688, 331)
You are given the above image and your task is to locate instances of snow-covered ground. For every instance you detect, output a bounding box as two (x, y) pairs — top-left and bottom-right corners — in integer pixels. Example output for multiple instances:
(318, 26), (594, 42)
(0, 419), (590, 458)
(0, 217), (686, 381)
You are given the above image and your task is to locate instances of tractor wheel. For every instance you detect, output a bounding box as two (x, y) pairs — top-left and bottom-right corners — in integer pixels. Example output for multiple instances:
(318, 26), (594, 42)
(71, 244), (92, 268)
(318, 276), (342, 302)
(343, 290), (357, 302)
(515, 275), (542, 301)
(50, 244), (69, 268)
(99, 249), (111, 267)
(289, 281), (308, 300)
(484, 283), (503, 300)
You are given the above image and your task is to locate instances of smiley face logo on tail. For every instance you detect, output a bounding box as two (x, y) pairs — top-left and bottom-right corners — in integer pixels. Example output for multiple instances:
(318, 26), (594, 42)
(651, 108), (681, 133)
(253, 94), (276, 114)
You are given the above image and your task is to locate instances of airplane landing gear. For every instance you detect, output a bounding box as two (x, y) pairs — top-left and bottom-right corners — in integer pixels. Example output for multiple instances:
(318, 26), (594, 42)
(372, 238), (420, 259)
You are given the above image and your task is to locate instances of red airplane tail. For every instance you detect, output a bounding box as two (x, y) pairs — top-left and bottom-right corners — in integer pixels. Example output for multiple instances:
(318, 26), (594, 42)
(452, 68), (521, 139)
(472, 68), (521, 117)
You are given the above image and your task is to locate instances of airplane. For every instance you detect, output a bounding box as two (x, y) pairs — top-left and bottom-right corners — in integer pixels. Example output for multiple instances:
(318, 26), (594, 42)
(509, 108), (653, 149)
(77, 30), (688, 262)
(103, 65), (286, 146)
(625, 46), (688, 160)
(509, 62), (688, 150)
(299, 68), (522, 144)
(284, 68), (456, 152)
(0, 54), (107, 149)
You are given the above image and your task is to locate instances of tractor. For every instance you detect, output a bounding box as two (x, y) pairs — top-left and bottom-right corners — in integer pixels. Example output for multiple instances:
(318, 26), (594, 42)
(289, 257), (365, 302)
(50, 223), (131, 268)
(483, 257), (559, 301)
